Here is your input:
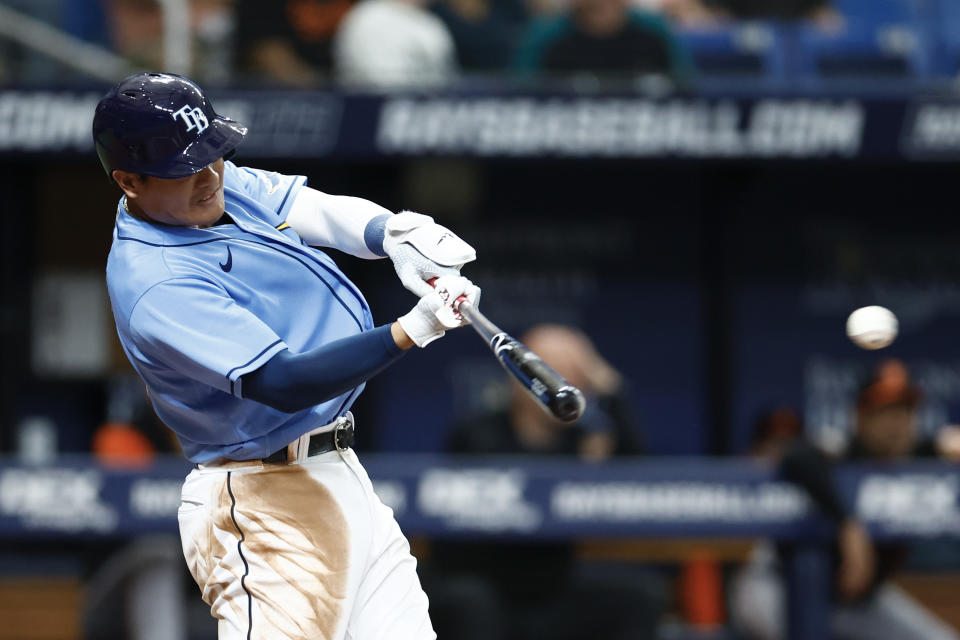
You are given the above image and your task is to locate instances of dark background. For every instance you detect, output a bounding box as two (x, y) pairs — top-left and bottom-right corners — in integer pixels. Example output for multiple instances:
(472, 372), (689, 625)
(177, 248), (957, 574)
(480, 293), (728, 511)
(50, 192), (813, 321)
(4, 156), (959, 458)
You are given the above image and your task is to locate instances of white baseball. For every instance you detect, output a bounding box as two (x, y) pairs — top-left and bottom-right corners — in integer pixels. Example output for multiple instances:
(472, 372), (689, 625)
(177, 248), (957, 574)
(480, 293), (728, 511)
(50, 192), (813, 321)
(846, 306), (898, 350)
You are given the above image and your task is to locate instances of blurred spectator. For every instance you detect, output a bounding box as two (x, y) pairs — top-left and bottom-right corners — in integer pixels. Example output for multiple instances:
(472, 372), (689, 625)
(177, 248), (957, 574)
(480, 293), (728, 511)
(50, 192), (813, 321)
(190, 0), (237, 84)
(104, 0), (165, 71)
(634, 0), (720, 26)
(705, 0), (840, 24)
(0, 0), (67, 83)
(730, 360), (960, 640)
(235, 0), (354, 86)
(104, 0), (235, 83)
(747, 405), (803, 460)
(424, 324), (661, 640)
(333, 0), (457, 87)
(64, 0), (112, 48)
(91, 374), (181, 468)
(448, 324), (643, 459)
(513, 0), (692, 84)
(92, 420), (156, 467)
(430, 0), (530, 72)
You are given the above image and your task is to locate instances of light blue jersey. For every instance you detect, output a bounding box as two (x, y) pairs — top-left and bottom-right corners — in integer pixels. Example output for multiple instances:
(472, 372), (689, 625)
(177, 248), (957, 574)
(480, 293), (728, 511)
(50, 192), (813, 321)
(106, 162), (375, 463)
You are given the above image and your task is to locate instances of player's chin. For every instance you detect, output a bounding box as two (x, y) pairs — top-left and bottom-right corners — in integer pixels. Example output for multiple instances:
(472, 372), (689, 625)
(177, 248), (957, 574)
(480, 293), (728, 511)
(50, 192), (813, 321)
(192, 188), (224, 219)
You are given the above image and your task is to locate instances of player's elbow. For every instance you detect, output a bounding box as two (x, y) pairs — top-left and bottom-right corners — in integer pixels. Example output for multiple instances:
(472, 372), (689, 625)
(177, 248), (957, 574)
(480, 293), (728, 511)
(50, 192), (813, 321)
(242, 351), (349, 413)
(241, 379), (306, 413)
(243, 386), (313, 414)
(241, 352), (309, 413)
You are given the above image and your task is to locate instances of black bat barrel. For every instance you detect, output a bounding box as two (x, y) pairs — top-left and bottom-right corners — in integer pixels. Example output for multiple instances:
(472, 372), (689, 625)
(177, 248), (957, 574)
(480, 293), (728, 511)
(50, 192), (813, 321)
(457, 299), (586, 422)
(496, 340), (586, 422)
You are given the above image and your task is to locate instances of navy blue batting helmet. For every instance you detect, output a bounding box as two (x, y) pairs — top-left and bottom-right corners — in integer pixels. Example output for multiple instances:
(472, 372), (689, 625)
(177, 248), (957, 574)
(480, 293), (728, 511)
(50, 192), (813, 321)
(93, 72), (247, 180)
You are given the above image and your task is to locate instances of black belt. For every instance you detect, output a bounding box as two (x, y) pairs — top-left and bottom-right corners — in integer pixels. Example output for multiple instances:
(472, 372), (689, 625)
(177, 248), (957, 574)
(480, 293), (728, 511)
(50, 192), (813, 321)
(262, 419), (354, 464)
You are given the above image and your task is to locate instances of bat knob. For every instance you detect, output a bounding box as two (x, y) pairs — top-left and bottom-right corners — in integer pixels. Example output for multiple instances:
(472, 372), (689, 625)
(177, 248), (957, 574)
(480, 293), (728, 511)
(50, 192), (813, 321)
(550, 385), (587, 423)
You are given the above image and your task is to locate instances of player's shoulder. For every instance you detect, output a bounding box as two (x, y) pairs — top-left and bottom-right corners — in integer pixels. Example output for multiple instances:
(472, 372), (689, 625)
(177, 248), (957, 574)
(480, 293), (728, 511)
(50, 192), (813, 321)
(223, 160), (286, 195)
(107, 253), (220, 333)
(107, 245), (170, 330)
(223, 160), (307, 221)
(107, 205), (214, 324)
(107, 202), (171, 278)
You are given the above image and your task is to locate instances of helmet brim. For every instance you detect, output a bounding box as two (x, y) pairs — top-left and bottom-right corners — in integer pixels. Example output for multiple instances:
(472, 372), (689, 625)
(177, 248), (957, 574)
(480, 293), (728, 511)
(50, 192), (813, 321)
(141, 116), (247, 179)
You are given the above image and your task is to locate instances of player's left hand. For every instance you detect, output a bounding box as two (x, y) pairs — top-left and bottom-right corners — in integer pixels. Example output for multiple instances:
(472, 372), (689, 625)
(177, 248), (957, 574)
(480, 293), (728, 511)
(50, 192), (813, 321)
(396, 275), (480, 347)
(382, 211), (476, 297)
(432, 274), (481, 328)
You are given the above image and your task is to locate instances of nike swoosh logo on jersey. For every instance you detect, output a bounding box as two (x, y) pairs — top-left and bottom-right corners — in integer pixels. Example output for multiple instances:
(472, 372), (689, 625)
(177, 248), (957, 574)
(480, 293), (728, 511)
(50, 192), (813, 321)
(437, 233), (453, 245)
(220, 246), (233, 272)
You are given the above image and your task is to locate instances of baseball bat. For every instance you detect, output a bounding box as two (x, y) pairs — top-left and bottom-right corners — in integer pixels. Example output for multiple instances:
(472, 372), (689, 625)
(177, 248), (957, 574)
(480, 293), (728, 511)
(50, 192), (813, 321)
(429, 278), (586, 422)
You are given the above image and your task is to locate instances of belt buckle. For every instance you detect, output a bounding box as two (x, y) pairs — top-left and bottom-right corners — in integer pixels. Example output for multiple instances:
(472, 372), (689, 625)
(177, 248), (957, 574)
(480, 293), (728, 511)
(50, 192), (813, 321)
(333, 416), (354, 452)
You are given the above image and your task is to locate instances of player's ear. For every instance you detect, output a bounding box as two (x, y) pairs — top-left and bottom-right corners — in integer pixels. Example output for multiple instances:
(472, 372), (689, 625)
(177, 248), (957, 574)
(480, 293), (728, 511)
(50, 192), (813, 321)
(113, 169), (144, 198)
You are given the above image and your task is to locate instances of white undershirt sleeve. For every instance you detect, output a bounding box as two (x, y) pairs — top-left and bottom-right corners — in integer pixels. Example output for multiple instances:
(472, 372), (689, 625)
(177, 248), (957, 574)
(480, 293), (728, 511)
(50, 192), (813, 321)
(285, 186), (392, 259)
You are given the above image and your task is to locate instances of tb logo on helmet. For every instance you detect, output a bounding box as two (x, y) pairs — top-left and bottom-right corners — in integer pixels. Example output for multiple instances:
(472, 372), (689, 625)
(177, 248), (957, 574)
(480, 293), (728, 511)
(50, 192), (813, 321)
(172, 104), (209, 134)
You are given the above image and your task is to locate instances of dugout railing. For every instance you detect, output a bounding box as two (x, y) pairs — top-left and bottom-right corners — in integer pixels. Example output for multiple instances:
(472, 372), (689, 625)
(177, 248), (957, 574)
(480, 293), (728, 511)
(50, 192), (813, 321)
(0, 455), (957, 639)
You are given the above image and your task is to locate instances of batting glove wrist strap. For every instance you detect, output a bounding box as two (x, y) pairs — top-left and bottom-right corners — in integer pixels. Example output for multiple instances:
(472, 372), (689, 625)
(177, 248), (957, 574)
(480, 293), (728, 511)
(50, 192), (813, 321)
(397, 294), (446, 348)
(383, 211), (477, 298)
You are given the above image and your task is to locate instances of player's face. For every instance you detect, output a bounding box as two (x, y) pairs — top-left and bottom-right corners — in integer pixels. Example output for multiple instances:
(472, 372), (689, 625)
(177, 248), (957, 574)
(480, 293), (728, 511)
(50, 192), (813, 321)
(116, 158), (225, 228)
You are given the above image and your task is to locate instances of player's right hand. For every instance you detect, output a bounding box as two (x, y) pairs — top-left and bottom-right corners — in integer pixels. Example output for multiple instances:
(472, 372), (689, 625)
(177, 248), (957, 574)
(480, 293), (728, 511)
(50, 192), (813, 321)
(396, 275), (480, 347)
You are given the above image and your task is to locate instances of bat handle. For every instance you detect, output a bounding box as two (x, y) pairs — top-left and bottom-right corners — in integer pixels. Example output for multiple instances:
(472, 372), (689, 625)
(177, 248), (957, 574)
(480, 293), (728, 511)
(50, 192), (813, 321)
(426, 276), (474, 314)
(426, 278), (586, 423)
(426, 277), (496, 339)
(455, 299), (500, 343)
(425, 277), (499, 343)
(426, 277), (468, 305)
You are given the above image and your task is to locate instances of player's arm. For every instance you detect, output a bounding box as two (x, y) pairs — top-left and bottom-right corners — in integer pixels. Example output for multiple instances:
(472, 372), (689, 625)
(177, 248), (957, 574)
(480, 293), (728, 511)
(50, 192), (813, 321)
(223, 163), (388, 259)
(243, 275), (479, 413)
(779, 440), (848, 522)
(286, 187), (477, 297)
(242, 325), (407, 413)
(285, 186), (395, 258)
(779, 441), (876, 600)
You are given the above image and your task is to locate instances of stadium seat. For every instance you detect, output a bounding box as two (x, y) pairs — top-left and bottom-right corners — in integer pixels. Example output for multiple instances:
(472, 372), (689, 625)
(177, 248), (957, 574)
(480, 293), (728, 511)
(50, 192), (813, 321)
(677, 22), (787, 81)
(792, 0), (933, 78)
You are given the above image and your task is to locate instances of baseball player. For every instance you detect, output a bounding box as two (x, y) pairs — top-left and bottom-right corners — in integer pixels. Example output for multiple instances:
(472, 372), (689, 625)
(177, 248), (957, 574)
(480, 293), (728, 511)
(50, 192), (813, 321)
(93, 72), (480, 639)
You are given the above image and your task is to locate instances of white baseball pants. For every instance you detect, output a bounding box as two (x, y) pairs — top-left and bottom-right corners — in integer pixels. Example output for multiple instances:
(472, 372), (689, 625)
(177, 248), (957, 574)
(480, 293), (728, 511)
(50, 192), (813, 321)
(177, 447), (435, 640)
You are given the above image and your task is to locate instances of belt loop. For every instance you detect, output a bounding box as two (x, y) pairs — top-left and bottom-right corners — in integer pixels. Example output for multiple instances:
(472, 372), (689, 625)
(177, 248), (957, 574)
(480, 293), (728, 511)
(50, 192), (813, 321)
(295, 431), (311, 464)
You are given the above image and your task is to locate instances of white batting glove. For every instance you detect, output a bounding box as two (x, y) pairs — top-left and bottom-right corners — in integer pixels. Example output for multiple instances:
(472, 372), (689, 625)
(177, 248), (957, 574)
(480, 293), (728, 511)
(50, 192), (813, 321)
(397, 275), (481, 347)
(382, 211), (477, 298)
(433, 274), (481, 328)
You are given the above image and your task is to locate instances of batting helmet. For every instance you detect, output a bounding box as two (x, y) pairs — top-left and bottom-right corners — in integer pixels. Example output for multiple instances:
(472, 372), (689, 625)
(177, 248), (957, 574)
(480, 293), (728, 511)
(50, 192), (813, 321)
(93, 72), (247, 180)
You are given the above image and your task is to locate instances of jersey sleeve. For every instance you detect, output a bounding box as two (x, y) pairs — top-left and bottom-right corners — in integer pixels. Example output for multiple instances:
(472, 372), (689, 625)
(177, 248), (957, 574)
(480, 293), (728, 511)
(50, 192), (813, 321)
(223, 161), (307, 221)
(285, 186), (392, 258)
(128, 277), (287, 398)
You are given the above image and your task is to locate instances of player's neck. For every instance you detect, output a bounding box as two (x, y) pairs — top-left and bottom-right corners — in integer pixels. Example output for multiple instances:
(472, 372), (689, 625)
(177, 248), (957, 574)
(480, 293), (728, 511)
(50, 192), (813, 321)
(123, 196), (222, 229)
(123, 196), (182, 227)
(123, 196), (151, 224)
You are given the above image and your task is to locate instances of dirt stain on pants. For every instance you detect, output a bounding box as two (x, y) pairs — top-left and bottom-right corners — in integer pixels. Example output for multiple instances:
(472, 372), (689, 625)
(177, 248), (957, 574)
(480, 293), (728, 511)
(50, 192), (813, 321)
(191, 465), (350, 640)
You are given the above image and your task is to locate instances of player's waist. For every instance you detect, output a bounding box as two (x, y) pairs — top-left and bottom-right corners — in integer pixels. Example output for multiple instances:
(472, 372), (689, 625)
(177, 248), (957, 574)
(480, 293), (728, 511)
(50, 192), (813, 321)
(199, 412), (354, 468)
